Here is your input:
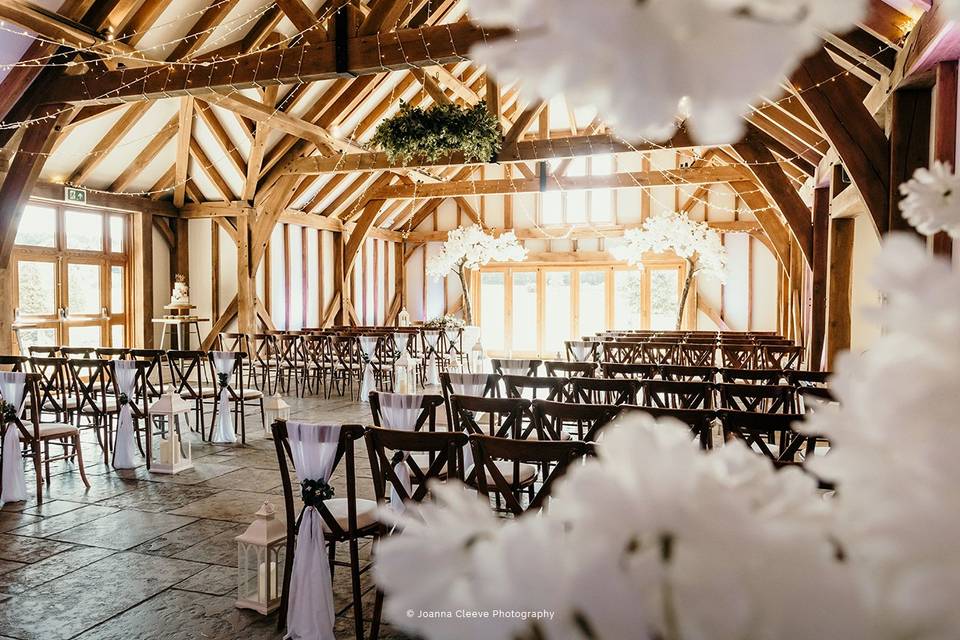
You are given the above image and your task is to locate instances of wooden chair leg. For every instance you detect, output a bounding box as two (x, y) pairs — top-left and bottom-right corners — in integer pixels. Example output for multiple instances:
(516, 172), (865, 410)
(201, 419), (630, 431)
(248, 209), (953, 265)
(33, 444), (43, 505)
(349, 538), (364, 640)
(74, 435), (91, 488)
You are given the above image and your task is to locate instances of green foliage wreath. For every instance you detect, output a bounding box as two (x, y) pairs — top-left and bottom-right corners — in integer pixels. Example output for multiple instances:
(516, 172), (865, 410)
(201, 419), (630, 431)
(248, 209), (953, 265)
(371, 101), (502, 164)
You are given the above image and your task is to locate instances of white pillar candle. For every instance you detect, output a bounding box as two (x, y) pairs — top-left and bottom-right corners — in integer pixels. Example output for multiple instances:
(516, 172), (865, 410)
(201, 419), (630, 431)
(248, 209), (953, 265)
(258, 560), (278, 603)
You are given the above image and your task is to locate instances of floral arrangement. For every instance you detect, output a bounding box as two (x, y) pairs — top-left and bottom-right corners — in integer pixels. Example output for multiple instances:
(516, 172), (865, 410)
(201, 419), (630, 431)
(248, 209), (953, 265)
(426, 225), (527, 325)
(370, 101), (502, 164)
(611, 213), (726, 329)
(466, 0), (866, 144)
(423, 315), (465, 330)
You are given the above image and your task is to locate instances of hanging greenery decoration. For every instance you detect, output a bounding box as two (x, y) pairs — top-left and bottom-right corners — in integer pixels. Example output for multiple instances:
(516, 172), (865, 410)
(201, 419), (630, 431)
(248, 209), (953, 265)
(370, 101), (502, 164)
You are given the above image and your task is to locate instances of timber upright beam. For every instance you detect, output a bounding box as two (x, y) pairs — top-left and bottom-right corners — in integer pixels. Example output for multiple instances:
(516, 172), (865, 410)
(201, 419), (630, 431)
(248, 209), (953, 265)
(809, 186), (830, 371)
(932, 61), (957, 257)
(888, 88), (931, 234)
(826, 217), (854, 370)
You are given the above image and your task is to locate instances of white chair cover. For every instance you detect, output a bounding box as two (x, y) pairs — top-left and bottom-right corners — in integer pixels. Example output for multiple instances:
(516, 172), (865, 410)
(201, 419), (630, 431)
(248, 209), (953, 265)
(499, 358), (532, 375)
(567, 341), (595, 362)
(422, 330), (440, 386)
(447, 372), (489, 397)
(210, 351), (237, 444)
(358, 336), (379, 402)
(285, 423), (341, 640)
(377, 392), (424, 512)
(113, 361), (139, 469)
(0, 372), (28, 505)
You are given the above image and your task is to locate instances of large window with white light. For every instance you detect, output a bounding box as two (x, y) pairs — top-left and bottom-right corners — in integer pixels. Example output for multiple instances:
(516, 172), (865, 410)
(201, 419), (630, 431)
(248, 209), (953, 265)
(477, 259), (685, 357)
(539, 155), (616, 225)
(13, 202), (130, 352)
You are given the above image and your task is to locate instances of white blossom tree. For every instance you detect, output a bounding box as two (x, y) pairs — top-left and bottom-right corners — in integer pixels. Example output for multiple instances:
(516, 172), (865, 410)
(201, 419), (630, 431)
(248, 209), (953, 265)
(898, 160), (960, 239)
(611, 213), (727, 330)
(467, 0), (866, 144)
(426, 225), (527, 325)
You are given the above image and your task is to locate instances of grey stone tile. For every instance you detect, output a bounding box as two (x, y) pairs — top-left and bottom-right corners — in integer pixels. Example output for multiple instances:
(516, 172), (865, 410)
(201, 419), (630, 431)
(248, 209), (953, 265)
(172, 524), (247, 566)
(8, 505), (119, 538)
(0, 534), (72, 563)
(198, 468), (284, 493)
(71, 590), (282, 640)
(48, 510), (197, 550)
(0, 552), (205, 640)
(174, 564), (237, 596)
(17, 500), (89, 518)
(0, 559), (24, 575)
(168, 490), (288, 524)
(97, 483), (220, 513)
(104, 461), (244, 485)
(129, 519), (237, 557)
(0, 510), (40, 533)
(0, 545), (114, 594)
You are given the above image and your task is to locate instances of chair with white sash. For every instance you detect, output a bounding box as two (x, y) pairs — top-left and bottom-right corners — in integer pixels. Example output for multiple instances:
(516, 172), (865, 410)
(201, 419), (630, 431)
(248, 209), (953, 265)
(272, 421), (381, 640)
(491, 358), (542, 377)
(439, 372), (498, 428)
(208, 351), (264, 445)
(1, 372), (90, 506)
(564, 340), (599, 363)
(420, 330), (442, 386)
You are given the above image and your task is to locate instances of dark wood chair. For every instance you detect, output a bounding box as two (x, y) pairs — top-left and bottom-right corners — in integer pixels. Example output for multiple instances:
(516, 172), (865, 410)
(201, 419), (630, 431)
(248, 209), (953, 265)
(641, 341), (679, 365)
(470, 434), (591, 516)
(569, 376), (639, 405)
(600, 362), (659, 380)
(271, 421), (381, 640)
(762, 345), (804, 369)
(208, 351), (264, 445)
(544, 360), (597, 378)
(501, 375), (571, 439)
(720, 345), (761, 369)
(491, 358), (542, 377)
(66, 358), (120, 465)
(564, 340), (599, 362)
(275, 334), (307, 397)
(166, 350), (216, 437)
(677, 343), (716, 367)
(640, 380), (714, 410)
(365, 427), (467, 505)
(784, 370), (831, 388)
(531, 399), (620, 441)
(252, 333), (280, 394)
(601, 341), (642, 364)
(25, 357), (75, 425)
(718, 410), (812, 463)
(719, 368), (785, 385)
(95, 347), (130, 361)
(717, 383), (796, 413)
(369, 391), (445, 434)
(620, 406), (717, 449)
(658, 365), (717, 382)
(439, 372), (498, 428)
(0, 355), (28, 372)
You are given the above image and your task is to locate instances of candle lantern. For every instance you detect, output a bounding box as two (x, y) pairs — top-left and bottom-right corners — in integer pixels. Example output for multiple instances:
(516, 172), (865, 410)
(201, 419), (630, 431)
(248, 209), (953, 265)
(471, 340), (487, 373)
(236, 501), (286, 615)
(148, 392), (193, 474)
(398, 306), (411, 327)
(262, 393), (290, 439)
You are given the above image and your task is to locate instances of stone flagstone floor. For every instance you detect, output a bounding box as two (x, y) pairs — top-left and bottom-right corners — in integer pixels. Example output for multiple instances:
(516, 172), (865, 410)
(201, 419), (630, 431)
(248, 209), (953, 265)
(0, 395), (410, 640)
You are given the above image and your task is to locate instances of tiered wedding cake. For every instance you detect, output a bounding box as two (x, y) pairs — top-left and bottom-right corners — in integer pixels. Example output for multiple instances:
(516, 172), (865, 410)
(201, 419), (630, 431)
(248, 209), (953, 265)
(170, 274), (190, 306)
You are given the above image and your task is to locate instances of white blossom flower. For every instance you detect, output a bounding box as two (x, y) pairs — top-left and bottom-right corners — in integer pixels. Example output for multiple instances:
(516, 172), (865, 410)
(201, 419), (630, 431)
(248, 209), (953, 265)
(467, 0), (866, 144)
(898, 161), (960, 238)
(801, 232), (960, 639)
(611, 212), (727, 282)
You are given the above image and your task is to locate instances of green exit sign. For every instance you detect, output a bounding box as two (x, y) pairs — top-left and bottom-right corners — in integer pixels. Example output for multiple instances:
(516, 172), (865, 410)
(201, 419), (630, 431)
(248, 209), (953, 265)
(65, 186), (86, 204)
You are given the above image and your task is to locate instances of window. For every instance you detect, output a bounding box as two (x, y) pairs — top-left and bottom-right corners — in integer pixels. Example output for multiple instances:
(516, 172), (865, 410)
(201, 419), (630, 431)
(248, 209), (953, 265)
(13, 201), (130, 351)
(538, 155), (617, 225)
(477, 260), (684, 356)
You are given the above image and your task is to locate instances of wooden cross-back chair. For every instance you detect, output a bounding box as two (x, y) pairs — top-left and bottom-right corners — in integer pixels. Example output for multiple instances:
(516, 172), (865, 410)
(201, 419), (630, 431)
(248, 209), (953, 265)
(501, 375), (572, 439)
(439, 372), (499, 428)
(678, 343), (716, 367)
(1, 372), (90, 505)
(640, 380), (714, 411)
(564, 340), (599, 362)
(784, 370), (831, 387)
(275, 334), (307, 397)
(762, 345), (804, 369)
(26, 357), (75, 425)
(330, 334), (362, 400)
(718, 383), (796, 414)
(718, 410), (812, 463)
(531, 399), (620, 441)
(369, 391), (445, 434)
(66, 358), (120, 465)
(544, 360), (597, 379)
(658, 365), (717, 382)
(719, 368), (785, 385)
(601, 341), (642, 364)
(449, 395), (528, 441)
(128, 349), (167, 402)
(95, 348), (129, 361)
(641, 341), (679, 365)
(251, 333), (279, 394)
(470, 434), (592, 517)
(207, 351), (264, 445)
(301, 334), (332, 397)
(166, 350), (215, 436)
(600, 362), (659, 381)
(720, 345), (761, 369)
(27, 345), (60, 358)
(623, 406), (717, 449)
(60, 347), (96, 360)
(271, 421), (381, 640)
(490, 358), (542, 377)
(0, 355), (27, 372)
(365, 426), (467, 505)
(569, 376), (640, 405)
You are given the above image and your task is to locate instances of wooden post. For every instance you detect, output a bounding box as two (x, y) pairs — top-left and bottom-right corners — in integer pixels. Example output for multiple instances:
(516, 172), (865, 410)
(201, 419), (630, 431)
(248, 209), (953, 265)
(809, 186), (830, 370)
(888, 88), (931, 235)
(131, 210), (155, 348)
(236, 212), (255, 339)
(933, 61), (957, 257)
(174, 217), (190, 278)
(334, 231), (346, 325)
(826, 217), (854, 370)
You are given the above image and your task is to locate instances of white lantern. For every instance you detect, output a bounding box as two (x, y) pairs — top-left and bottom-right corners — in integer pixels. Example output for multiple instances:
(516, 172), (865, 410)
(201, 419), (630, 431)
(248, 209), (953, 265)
(236, 501), (286, 615)
(398, 306), (411, 327)
(471, 340), (487, 373)
(263, 393), (290, 439)
(395, 351), (412, 393)
(148, 392), (193, 474)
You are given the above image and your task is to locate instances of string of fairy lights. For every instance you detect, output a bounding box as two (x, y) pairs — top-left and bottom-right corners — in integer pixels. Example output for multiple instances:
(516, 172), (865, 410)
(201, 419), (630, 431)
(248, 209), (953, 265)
(0, 0), (901, 224)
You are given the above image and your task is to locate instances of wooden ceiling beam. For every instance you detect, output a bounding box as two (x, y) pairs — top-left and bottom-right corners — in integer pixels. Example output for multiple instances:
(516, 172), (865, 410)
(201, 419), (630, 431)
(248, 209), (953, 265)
(369, 165), (751, 199)
(68, 101), (152, 184)
(244, 86), (277, 202)
(173, 96), (194, 207)
(45, 22), (510, 104)
(190, 138), (236, 201)
(194, 101), (246, 179)
(109, 113), (177, 191)
(203, 92), (344, 152)
(275, 0), (327, 46)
